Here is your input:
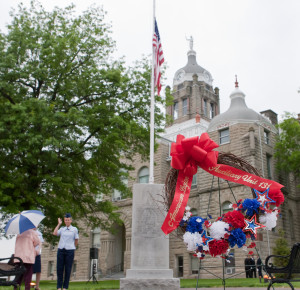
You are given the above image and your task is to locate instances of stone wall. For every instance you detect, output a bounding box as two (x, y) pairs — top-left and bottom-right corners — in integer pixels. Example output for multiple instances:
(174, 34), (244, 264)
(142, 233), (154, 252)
(40, 120), (299, 281)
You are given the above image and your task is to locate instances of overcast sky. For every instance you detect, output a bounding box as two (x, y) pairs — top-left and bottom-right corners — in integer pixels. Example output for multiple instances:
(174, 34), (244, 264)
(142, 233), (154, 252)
(1, 0), (300, 120)
(0, 0), (299, 256)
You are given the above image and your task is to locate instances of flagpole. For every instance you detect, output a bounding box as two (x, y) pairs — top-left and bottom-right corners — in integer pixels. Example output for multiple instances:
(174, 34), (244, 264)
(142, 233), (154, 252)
(149, 0), (156, 184)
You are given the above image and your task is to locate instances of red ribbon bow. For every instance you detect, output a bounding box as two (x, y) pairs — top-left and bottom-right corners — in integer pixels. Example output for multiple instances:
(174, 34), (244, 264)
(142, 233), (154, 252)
(161, 133), (284, 235)
(171, 133), (219, 175)
(161, 133), (219, 235)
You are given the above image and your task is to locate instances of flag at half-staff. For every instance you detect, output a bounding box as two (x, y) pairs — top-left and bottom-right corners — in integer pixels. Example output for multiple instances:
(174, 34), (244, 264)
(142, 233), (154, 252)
(152, 19), (164, 96)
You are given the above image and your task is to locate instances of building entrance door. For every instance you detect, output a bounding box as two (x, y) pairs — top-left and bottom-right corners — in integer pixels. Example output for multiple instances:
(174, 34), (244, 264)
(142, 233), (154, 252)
(112, 223), (125, 273)
(177, 255), (183, 277)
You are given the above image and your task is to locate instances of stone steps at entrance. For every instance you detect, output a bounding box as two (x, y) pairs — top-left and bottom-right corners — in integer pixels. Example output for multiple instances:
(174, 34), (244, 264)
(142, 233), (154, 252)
(103, 271), (125, 279)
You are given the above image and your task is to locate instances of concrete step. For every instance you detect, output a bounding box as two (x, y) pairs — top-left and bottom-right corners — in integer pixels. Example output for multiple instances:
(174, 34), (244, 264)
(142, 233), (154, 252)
(104, 271), (125, 279)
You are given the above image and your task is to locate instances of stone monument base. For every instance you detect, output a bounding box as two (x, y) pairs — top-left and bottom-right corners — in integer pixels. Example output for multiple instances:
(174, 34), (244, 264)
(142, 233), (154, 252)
(120, 184), (180, 290)
(120, 278), (180, 290)
(126, 269), (174, 279)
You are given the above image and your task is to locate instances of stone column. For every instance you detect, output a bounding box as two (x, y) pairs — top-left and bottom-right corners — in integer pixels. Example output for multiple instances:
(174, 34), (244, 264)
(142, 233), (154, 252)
(120, 184), (180, 290)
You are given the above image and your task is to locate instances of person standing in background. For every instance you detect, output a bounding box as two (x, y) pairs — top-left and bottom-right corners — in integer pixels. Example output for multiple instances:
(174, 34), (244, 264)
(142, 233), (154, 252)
(33, 229), (44, 290)
(14, 229), (40, 290)
(250, 254), (257, 278)
(244, 254), (252, 278)
(257, 255), (263, 282)
(53, 213), (79, 290)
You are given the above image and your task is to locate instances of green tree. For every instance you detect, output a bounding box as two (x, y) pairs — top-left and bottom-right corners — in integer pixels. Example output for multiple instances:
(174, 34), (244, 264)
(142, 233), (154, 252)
(274, 113), (300, 187)
(0, 1), (165, 240)
(271, 229), (291, 277)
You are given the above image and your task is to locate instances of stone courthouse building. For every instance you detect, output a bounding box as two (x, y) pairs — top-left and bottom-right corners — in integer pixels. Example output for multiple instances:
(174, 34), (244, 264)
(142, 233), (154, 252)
(41, 44), (299, 281)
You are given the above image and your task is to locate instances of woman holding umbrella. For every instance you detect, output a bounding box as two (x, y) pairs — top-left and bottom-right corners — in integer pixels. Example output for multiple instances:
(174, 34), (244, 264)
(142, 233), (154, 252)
(5, 210), (45, 290)
(14, 228), (40, 290)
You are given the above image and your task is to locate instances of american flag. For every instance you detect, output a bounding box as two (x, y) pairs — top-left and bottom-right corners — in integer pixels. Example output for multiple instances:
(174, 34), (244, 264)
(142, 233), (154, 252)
(152, 19), (164, 96)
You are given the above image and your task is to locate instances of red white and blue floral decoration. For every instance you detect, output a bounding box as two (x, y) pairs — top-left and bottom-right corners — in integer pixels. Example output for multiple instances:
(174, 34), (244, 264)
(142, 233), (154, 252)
(161, 133), (285, 260)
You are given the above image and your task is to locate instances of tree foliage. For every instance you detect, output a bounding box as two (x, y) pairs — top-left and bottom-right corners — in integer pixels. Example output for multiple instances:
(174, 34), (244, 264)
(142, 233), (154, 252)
(274, 113), (300, 184)
(272, 229), (291, 277)
(0, 1), (165, 240)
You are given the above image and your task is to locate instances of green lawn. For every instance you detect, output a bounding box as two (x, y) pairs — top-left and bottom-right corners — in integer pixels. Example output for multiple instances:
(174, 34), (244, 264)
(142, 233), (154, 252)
(0, 278), (299, 289)
(181, 278), (300, 288)
(0, 280), (119, 290)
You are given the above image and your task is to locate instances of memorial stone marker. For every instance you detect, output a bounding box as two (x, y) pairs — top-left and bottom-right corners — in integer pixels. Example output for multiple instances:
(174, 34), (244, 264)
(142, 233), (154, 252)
(120, 183), (180, 290)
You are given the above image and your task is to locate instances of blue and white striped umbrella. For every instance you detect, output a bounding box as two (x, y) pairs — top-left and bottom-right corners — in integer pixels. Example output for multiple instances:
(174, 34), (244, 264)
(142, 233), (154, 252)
(5, 210), (45, 235)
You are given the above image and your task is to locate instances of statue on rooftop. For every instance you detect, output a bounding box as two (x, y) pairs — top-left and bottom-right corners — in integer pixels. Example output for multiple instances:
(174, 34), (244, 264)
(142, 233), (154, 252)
(186, 35), (193, 50)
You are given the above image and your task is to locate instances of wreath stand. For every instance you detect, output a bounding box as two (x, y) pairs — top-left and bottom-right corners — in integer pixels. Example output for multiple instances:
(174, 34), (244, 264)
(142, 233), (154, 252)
(163, 153), (268, 290)
(193, 175), (264, 290)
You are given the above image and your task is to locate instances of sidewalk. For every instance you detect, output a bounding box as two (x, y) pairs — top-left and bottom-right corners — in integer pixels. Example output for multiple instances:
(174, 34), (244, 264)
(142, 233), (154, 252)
(105, 288), (300, 290)
(183, 288), (300, 290)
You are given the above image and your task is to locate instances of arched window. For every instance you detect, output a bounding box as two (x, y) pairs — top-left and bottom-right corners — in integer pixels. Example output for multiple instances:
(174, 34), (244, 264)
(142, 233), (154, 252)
(138, 167), (149, 183)
(222, 201), (232, 214)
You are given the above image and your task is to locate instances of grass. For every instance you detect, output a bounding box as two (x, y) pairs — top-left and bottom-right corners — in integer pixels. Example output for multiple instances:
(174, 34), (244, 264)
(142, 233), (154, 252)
(181, 278), (300, 288)
(0, 280), (120, 290)
(0, 278), (300, 289)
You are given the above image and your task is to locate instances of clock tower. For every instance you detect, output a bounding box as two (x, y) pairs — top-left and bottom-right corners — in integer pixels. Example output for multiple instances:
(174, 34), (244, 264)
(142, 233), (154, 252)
(165, 39), (220, 135)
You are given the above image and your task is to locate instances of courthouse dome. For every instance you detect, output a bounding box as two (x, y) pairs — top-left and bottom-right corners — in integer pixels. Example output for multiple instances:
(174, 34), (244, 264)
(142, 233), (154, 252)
(207, 82), (273, 132)
(173, 43), (213, 86)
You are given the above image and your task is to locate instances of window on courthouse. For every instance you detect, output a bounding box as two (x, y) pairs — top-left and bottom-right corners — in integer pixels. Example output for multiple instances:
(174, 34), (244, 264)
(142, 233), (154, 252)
(190, 208), (198, 216)
(92, 227), (101, 248)
(72, 261), (77, 278)
(219, 128), (230, 144)
(191, 255), (200, 274)
(192, 171), (197, 187)
(210, 102), (215, 118)
(173, 102), (179, 120)
(266, 154), (272, 179)
(112, 170), (128, 201)
(48, 261), (54, 277)
(182, 98), (188, 116)
(222, 201), (232, 214)
(203, 99), (208, 117)
(264, 130), (270, 144)
(225, 249), (236, 274)
(138, 166), (149, 183)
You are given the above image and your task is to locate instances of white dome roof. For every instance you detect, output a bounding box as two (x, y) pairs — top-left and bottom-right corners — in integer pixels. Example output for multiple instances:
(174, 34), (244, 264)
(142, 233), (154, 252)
(173, 50), (213, 86)
(207, 85), (276, 132)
